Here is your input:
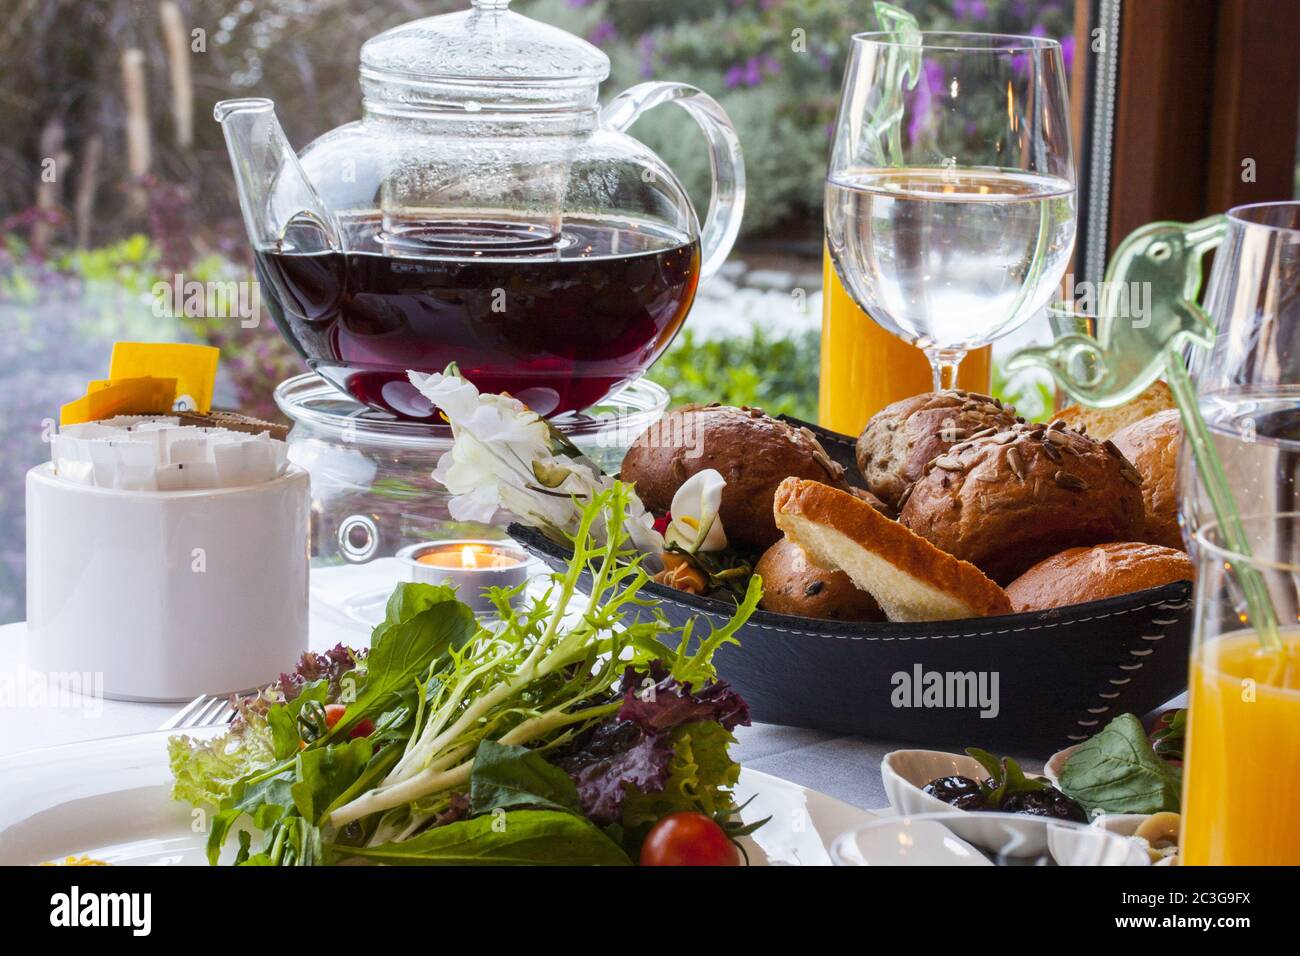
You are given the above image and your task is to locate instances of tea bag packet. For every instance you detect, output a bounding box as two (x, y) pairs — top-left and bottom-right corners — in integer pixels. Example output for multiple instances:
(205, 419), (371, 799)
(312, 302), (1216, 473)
(52, 416), (287, 491)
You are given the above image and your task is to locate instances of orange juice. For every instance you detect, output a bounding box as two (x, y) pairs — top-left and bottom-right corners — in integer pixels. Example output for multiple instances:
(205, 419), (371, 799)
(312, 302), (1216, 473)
(1181, 629), (1300, 865)
(818, 247), (991, 436)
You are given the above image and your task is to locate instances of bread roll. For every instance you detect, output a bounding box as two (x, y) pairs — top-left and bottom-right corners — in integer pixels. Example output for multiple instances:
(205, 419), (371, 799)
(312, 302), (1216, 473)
(1110, 409), (1183, 550)
(856, 390), (1018, 510)
(773, 478), (1012, 622)
(1006, 542), (1193, 612)
(898, 421), (1146, 583)
(755, 538), (883, 621)
(622, 404), (847, 550)
(1056, 380), (1174, 441)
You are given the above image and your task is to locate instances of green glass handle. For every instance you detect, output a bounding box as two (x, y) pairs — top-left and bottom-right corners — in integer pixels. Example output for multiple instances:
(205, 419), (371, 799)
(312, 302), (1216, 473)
(1007, 214), (1226, 408)
(1009, 213), (1281, 651)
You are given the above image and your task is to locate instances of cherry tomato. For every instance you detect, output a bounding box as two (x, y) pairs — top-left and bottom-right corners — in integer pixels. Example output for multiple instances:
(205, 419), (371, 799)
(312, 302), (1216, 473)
(323, 704), (374, 739)
(323, 704), (347, 729)
(639, 812), (739, 867)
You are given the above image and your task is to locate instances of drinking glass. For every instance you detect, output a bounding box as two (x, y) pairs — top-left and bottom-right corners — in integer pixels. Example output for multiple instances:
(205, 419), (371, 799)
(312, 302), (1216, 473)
(1178, 202), (1300, 546)
(826, 32), (1076, 390)
(1183, 513), (1300, 865)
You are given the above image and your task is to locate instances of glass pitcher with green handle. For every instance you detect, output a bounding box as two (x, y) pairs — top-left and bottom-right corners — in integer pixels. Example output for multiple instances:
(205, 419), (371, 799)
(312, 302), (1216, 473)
(1009, 202), (1300, 650)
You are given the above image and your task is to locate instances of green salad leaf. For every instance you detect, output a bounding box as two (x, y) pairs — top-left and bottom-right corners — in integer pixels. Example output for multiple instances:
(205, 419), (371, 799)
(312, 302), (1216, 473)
(332, 810), (631, 866)
(326, 585), (476, 740)
(1058, 714), (1181, 814)
(468, 740), (582, 816)
(175, 483), (761, 866)
(292, 738), (375, 823)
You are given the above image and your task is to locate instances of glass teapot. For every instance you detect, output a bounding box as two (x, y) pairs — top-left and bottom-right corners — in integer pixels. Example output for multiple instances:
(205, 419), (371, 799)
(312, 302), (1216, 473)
(215, 0), (744, 419)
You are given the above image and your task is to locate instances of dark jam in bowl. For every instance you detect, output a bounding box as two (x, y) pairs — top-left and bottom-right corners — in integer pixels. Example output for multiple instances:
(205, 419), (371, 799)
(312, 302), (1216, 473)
(254, 216), (701, 419)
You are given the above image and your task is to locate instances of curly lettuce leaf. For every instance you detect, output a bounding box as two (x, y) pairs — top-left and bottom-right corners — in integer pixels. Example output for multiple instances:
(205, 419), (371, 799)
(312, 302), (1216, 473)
(168, 711), (277, 809)
(620, 721), (741, 831)
(617, 662), (750, 733)
(554, 721), (676, 826)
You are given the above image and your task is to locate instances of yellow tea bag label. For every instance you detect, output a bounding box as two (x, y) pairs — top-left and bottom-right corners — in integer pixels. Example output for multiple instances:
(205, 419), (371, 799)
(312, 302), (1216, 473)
(109, 343), (219, 414)
(60, 377), (178, 425)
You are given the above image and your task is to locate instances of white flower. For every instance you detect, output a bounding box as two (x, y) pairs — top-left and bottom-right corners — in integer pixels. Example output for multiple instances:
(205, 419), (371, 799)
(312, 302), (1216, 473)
(409, 368), (670, 554)
(664, 469), (728, 553)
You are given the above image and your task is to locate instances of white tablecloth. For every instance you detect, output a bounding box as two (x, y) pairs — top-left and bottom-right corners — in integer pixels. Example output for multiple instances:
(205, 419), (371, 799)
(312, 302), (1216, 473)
(0, 564), (897, 810)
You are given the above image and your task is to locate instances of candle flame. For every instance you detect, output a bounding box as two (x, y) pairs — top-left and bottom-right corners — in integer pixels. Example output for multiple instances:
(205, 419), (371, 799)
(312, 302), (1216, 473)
(415, 542), (523, 570)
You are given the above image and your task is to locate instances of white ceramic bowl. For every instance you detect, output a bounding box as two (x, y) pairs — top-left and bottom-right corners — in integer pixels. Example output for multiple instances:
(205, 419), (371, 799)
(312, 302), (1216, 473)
(1042, 744), (1082, 789)
(833, 811), (1148, 866)
(881, 749), (1053, 857)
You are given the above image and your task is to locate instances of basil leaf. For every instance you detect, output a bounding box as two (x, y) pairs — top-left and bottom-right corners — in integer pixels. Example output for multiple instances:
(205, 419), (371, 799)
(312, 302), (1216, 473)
(469, 740), (582, 816)
(380, 581), (462, 631)
(333, 810), (631, 866)
(291, 738), (374, 824)
(1059, 714), (1181, 814)
(267, 704), (300, 760)
(330, 593), (476, 739)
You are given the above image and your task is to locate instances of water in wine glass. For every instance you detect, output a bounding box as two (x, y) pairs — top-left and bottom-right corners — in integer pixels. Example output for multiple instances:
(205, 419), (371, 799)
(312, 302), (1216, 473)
(825, 167), (1076, 352)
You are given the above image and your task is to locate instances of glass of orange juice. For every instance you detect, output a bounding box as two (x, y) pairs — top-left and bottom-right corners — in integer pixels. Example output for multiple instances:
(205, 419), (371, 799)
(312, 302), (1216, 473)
(1182, 512), (1300, 865)
(818, 245), (991, 436)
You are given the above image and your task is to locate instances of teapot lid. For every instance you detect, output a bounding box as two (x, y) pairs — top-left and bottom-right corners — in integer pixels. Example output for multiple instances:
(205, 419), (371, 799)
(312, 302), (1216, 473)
(361, 0), (609, 106)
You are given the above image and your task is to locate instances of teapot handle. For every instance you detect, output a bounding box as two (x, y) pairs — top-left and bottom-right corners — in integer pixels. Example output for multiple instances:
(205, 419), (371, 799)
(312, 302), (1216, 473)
(601, 82), (745, 283)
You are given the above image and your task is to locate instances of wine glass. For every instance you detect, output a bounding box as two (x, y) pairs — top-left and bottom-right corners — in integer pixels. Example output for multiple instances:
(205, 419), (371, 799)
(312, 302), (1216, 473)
(826, 32), (1077, 390)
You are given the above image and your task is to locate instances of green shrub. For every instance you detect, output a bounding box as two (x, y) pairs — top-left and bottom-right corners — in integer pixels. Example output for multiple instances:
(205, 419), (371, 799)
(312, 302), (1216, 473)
(653, 328), (821, 420)
(652, 327), (1054, 428)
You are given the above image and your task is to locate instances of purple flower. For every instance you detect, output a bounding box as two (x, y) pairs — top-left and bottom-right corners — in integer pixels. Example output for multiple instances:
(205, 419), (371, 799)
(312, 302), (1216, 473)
(638, 34), (658, 78)
(588, 19), (617, 45)
(724, 64), (744, 89)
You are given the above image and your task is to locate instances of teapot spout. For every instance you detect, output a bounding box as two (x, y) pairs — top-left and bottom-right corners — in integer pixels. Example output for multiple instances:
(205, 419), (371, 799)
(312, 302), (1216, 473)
(214, 98), (342, 254)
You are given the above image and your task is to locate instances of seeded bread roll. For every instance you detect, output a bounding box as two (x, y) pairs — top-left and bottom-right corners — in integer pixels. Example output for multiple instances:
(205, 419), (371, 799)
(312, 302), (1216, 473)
(855, 390), (1019, 510)
(773, 478), (1012, 621)
(755, 538), (883, 621)
(622, 404), (848, 550)
(1006, 542), (1193, 612)
(898, 421), (1146, 583)
(1110, 409), (1183, 550)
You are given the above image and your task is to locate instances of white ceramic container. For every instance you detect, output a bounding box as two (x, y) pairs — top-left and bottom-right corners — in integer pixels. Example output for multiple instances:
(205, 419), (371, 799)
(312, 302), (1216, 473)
(25, 462), (310, 701)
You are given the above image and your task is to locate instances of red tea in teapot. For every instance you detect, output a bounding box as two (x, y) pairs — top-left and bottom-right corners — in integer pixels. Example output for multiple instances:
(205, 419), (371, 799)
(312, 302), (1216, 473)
(255, 215), (699, 419)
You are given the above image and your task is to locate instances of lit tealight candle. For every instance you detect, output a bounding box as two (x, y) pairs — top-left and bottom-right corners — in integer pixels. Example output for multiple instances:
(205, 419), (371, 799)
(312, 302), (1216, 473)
(396, 539), (534, 614)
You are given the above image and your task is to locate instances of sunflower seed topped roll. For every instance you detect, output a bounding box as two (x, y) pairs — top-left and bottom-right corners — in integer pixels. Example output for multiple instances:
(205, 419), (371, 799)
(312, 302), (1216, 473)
(898, 420), (1146, 583)
(855, 390), (1019, 511)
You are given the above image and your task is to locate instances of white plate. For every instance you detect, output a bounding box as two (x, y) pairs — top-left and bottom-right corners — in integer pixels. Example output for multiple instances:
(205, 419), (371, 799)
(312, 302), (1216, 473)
(0, 729), (872, 867)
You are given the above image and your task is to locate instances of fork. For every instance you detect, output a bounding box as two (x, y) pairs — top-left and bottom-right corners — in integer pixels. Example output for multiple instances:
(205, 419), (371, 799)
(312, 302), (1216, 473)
(158, 694), (237, 731)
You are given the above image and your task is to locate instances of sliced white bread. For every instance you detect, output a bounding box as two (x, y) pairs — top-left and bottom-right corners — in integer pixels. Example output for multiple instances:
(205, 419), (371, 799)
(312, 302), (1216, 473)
(773, 477), (1012, 622)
